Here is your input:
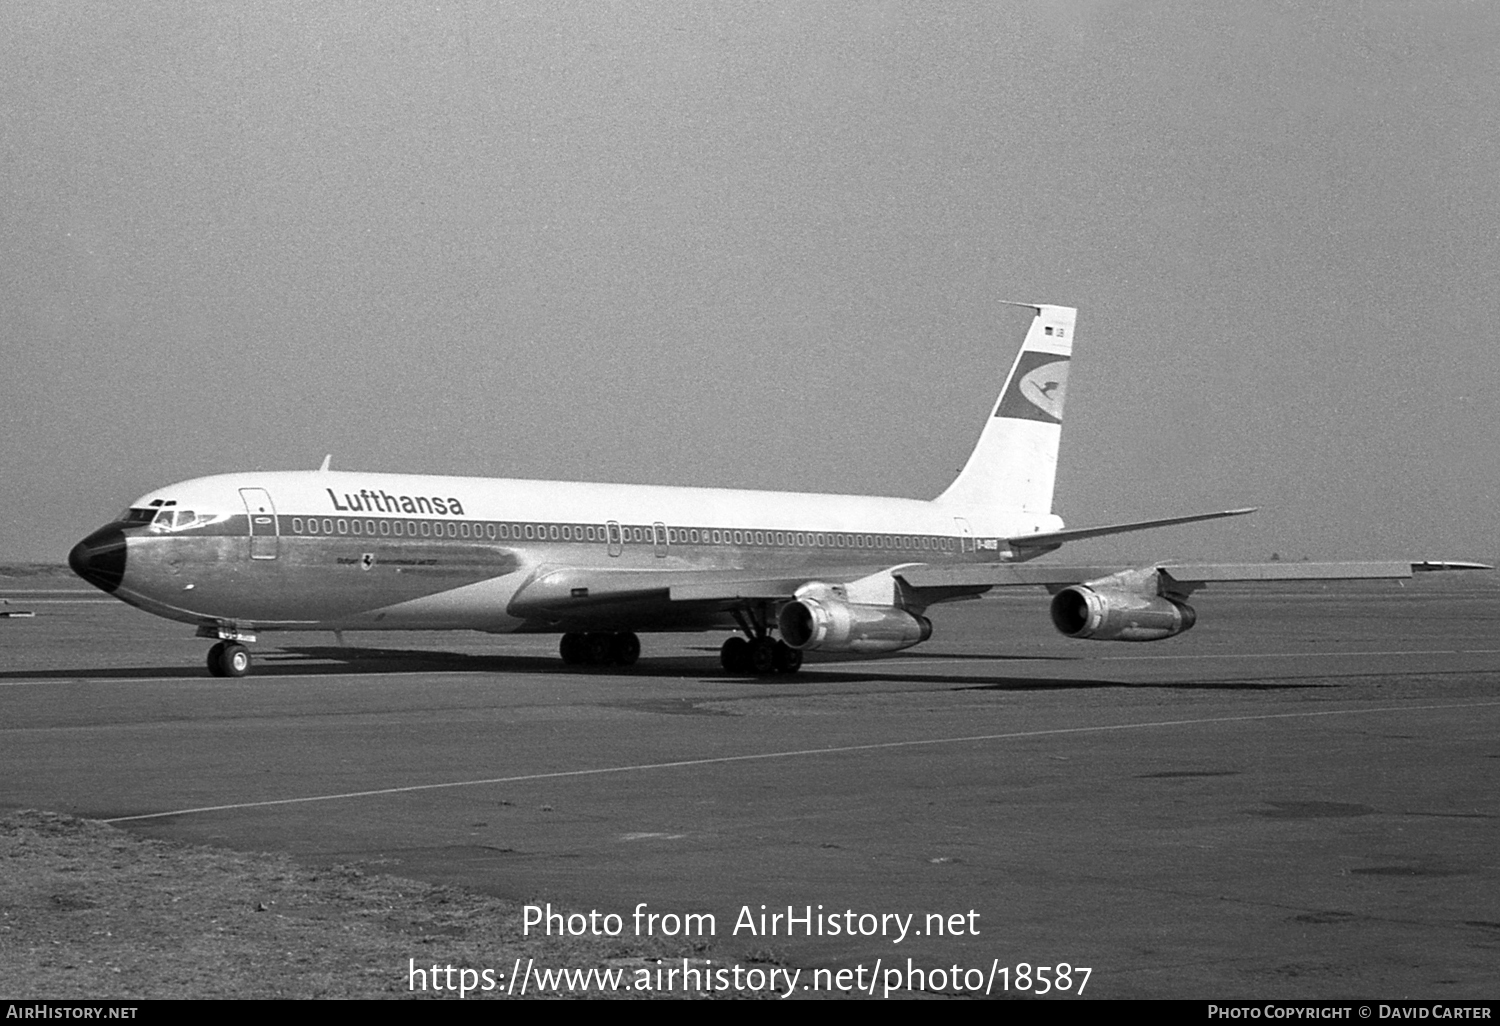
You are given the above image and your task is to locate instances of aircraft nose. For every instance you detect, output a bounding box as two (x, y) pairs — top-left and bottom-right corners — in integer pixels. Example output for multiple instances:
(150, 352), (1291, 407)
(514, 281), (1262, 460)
(69, 526), (127, 593)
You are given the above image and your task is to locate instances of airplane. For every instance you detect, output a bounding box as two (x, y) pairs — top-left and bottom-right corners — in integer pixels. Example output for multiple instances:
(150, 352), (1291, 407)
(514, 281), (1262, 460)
(67, 302), (1486, 678)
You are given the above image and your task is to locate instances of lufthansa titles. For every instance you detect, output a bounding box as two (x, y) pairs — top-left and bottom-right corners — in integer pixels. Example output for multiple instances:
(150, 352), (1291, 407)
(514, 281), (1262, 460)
(327, 487), (465, 517)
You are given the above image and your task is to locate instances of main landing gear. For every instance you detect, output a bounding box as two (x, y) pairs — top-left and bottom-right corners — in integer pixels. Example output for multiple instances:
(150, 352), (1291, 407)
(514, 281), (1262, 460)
(206, 641), (252, 678)
(559, 631), (640, 668)
(719, 604), (802, 676)
(719, 635), (801, 675)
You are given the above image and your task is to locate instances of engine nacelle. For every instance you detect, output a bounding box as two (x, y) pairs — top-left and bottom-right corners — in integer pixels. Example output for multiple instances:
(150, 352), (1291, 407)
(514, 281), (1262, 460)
(778, 586), (932, 654)
(1049, 584), (1196, 642)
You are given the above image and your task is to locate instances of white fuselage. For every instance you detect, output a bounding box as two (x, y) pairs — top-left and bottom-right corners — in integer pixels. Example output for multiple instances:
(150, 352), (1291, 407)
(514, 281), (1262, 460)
(74, 469), (1062, 634)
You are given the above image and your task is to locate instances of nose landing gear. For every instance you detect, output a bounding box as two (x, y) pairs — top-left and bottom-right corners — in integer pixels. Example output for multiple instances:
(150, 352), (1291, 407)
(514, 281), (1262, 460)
(198, 625), (257, 678)
(206, 641), (252, 678)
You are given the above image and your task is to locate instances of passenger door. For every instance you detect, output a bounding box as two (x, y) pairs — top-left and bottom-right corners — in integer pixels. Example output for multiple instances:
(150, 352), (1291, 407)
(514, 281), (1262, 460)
(240, 488), (279, 560)
(953, 516), (974, 554)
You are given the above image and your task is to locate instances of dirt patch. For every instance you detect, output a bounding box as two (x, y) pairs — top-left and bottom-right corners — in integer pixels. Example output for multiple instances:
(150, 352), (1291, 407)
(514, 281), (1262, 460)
(0, 810), (734, 999)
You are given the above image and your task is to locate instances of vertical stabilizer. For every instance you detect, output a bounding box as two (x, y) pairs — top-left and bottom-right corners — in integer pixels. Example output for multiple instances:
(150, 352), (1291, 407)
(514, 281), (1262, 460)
(933, 303), (1075, 515)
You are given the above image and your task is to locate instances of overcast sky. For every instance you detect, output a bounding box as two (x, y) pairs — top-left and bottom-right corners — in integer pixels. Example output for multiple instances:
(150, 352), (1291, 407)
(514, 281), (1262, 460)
(4, 1), (1497, 564)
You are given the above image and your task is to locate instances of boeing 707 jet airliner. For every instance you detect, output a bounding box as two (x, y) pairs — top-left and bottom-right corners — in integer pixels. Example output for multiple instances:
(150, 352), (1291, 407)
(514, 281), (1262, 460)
(68, 303), (1483, 677)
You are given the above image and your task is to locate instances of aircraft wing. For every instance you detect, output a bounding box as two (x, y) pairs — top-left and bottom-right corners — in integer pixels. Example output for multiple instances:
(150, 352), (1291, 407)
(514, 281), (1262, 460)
(1006, 508), (1257, 549)
(897, 559), (1490, 595)
(506, 559), (1490, 625)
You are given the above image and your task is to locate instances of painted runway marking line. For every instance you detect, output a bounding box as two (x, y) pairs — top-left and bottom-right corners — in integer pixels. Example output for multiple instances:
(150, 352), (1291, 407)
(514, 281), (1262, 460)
(892, 648), (1500, 667)
(102, 700), (1500, 824)
(0, 677), (203, 687)
(0, 670), (488, 687)
(0, 589), (100, 594)
(1, 599), (116, 604)
(19, 647), (1495, 687)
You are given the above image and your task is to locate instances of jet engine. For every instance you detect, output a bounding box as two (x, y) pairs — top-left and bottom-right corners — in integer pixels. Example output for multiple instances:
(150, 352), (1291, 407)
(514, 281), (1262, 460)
(1049, 582), (1196, 641)
(778, 585), (932, 654)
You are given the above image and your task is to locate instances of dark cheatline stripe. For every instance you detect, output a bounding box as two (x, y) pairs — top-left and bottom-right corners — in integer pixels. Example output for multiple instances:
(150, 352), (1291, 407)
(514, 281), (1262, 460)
(279, 515), (968, 559)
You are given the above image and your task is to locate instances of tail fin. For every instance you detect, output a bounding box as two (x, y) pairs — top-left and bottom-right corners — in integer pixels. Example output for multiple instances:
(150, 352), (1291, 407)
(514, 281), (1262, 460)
(933, 302), (1076, 515)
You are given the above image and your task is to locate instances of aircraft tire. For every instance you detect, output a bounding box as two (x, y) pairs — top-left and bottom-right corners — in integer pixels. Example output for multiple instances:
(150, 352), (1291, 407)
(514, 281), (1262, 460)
(772, 641), (802, 674)
(585, 633), (614, 665)
(611, 632), (640, 667)
(747, 637), (778, 675)
(720, 636), (749, 673)
(222, 643), (252, 678)
(208, 642), (251, 678)
(559, 632), (586, 665)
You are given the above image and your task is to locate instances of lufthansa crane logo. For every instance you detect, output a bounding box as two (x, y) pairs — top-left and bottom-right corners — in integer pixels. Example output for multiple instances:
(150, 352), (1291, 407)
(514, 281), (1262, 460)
(1020, 361), (1068, 419)
(995, 352), (1070, 423)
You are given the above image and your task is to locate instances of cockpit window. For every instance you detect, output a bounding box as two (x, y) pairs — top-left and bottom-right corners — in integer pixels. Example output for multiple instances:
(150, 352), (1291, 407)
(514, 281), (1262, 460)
(122, 501), (224, 530)
(145, 509), (209, 531)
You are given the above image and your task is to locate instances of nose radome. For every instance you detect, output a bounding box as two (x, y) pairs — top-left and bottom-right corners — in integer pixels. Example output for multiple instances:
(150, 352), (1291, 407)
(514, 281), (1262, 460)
(69, 527), (127, 593)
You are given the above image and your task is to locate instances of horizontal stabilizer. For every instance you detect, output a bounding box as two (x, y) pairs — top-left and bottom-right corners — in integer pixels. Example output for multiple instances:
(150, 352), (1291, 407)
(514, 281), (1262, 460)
(1007, 508), (1257, 548)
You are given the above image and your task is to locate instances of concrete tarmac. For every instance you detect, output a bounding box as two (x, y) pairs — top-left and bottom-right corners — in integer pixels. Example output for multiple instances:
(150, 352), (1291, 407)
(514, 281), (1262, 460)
(3, 577), (1498, 998)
